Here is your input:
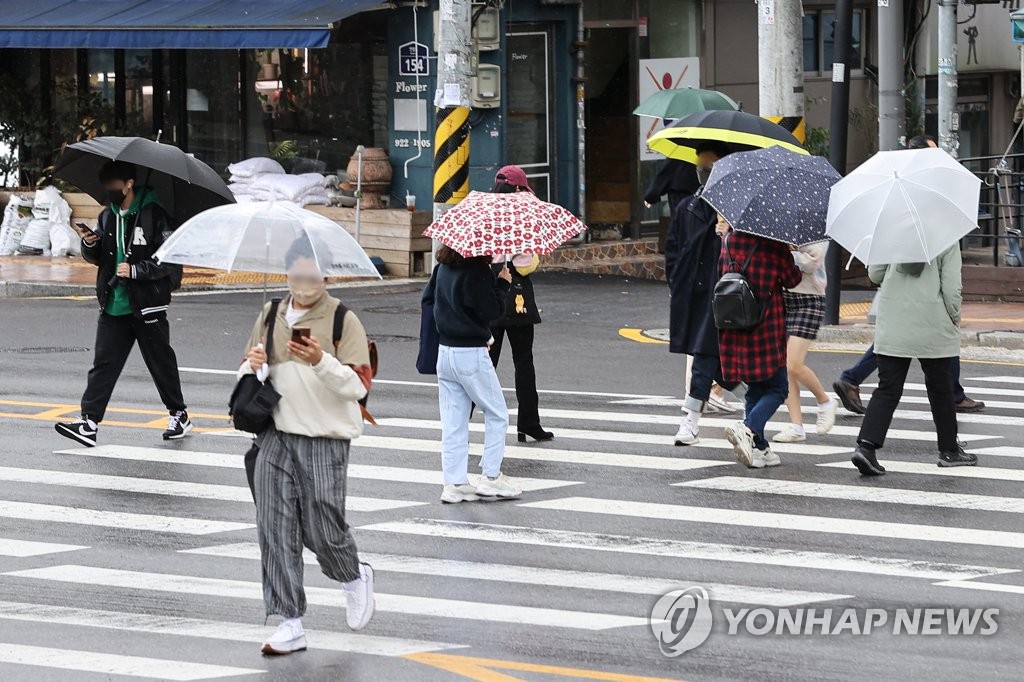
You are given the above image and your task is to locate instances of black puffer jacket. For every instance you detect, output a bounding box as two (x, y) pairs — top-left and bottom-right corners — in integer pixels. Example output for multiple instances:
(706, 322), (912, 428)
(82, 201), (182, 319)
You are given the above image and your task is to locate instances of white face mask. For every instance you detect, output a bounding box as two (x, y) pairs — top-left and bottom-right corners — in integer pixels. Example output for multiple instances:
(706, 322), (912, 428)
(288, 281), (326, 307)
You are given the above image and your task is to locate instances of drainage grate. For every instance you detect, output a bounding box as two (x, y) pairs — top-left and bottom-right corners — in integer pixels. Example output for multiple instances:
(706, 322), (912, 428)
(370, 335), (418, 343)
(362, 306), (421, 315)
(0, 346), (91, 354)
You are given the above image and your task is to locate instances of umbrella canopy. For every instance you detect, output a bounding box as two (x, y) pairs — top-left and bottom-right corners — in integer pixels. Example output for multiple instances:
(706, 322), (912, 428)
(702, 146), (842, 246)
(633, 87), (739, 120)
(52, 136), (234, 226)
(154, 201), (381, 279)
(825, 147), (981, 266)
(423, 191), (586, 257)
(647, 110), (807, 164)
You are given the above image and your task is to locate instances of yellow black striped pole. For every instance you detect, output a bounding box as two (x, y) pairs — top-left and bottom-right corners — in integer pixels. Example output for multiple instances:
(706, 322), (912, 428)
(433, 106), (471, 204)
(766, 115), (807, 145)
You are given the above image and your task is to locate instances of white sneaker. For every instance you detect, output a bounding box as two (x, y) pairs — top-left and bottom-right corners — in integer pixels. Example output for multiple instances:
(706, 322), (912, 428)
(674, 419), (700, 446)
(724, 421), (757, 468)
(752, 446), (782, 468)
(816, 400), (837, 435)
(342, 563), (375, 631)
(707, 393), (741, 414)
(772, 425), (806, 443)
(475, 473), (522, 499)
(261, 618), (306, 656)
(441, 484), (480, 504)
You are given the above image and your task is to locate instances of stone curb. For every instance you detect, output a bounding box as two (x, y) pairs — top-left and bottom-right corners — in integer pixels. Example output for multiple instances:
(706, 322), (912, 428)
(818, 324), (1024, 351)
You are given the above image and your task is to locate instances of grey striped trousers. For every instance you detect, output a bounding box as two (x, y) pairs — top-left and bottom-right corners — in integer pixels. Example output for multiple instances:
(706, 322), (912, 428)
(254, 428), (362, 618)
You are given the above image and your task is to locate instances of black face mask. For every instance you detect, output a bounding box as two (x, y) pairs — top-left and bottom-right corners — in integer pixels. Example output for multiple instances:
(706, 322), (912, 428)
(107, 189), (127, 206)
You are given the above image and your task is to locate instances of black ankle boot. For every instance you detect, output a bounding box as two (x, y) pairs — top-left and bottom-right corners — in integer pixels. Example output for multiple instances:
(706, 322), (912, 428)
(852, 443), (885, 476)
(517, 426), (554, 443)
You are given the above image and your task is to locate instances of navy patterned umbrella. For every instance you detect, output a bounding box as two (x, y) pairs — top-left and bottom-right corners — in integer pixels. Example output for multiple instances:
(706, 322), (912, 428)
(701, 146), (841, 246)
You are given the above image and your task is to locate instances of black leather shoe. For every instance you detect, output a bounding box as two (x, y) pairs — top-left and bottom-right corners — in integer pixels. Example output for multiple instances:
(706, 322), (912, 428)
(851, 445), (885, 476)
(518, 426), (554, 443)
(939, 446), (979, 467)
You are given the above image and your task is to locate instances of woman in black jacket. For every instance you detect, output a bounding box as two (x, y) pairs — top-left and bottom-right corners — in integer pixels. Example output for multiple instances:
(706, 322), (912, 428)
(488, 165), (554, 443)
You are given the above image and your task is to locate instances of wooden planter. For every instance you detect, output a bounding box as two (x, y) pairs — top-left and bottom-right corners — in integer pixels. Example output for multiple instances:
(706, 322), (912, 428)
(307, 206), (432, 278)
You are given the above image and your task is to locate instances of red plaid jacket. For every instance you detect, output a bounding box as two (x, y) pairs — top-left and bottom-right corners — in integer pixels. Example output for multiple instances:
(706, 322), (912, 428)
(718, 231), (802, 383)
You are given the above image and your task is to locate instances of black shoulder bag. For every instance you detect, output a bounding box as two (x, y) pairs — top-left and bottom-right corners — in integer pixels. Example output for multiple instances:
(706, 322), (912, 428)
(229, 298), (283, 435)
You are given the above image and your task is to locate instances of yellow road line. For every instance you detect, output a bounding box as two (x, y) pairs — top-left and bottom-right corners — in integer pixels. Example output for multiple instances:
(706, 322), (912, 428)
(404, 653), (686, 682)
(618, 329), (668, 345)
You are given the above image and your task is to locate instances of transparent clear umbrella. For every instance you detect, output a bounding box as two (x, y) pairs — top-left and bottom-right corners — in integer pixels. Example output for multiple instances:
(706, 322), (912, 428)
(154, 201), (382, 281)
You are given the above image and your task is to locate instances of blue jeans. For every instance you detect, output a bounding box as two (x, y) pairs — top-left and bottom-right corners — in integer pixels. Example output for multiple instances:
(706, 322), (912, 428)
(842, 343), (965, 402)
(685, 353), (740, 413)
(437, 345), (509, 485)
(840, 344), (878, 386)
(744, 367), (790, 450)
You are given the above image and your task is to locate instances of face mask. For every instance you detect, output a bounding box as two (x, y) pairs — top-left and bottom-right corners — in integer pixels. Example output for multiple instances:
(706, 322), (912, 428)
(107, 189), (127, 206)
(289, 281), (326, 307)
(696, 166), (712, 186)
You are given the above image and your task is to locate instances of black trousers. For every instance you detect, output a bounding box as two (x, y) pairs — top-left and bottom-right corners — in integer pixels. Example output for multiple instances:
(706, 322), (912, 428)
(489, 325), (540, 431)
(81, 312), (186, 422)
(859, 354), (957, 453)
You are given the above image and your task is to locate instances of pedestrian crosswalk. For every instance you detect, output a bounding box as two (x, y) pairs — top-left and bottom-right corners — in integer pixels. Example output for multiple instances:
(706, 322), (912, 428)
(0, 373), (1023, 679)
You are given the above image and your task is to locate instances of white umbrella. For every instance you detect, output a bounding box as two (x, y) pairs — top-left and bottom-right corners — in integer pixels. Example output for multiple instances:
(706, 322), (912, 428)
(155, 201), (382, 281)
(825, 147), (981, 266)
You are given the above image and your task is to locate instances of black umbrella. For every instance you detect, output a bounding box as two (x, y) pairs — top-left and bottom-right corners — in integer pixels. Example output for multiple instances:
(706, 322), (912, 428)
(52, 136), (234, 225)
(701, 146), (841, 246)
(647, 110), (807, 165)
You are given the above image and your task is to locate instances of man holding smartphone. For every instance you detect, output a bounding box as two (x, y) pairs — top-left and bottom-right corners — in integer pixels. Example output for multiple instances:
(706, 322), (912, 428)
(55, 160), (190, 447)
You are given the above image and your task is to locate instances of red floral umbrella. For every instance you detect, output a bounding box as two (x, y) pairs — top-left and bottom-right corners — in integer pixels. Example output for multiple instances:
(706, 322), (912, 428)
(424, 191), (586, 257)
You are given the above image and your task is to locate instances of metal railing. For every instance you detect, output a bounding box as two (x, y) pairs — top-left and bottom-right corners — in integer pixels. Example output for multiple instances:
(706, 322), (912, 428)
(958, 152), (1024, 267)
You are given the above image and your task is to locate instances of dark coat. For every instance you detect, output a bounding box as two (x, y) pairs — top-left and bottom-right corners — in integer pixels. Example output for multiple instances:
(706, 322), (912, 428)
(82, 201), (182, 319)
(644, 159), (699, 211)
(665, 192), (721, 356)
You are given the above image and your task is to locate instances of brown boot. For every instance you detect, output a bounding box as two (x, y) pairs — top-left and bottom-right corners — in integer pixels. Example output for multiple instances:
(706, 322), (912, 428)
(833, 380), (865, 415)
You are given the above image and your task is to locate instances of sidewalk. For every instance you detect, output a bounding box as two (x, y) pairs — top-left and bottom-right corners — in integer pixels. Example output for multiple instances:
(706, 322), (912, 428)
(0, 255), (404, 297)
(820, 299), (1024, 350)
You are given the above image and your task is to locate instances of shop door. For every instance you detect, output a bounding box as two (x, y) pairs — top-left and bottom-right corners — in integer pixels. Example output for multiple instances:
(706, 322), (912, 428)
(506, 27), (555, 201)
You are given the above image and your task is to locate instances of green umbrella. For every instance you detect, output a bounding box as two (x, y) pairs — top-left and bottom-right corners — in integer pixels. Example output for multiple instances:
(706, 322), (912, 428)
(633, 87), (739, 120)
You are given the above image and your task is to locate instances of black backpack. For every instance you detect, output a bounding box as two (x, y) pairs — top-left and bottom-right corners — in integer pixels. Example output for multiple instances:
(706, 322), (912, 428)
(713, 235), (766, 331)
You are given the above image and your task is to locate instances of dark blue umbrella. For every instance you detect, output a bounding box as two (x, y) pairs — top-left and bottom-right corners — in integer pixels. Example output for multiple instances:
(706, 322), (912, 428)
(701, 146), (841, 246)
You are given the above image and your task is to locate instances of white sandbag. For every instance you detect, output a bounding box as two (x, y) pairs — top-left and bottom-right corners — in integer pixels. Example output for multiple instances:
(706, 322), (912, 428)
(250, 173), (326, 202)
(0, 195), (33, 256)
(226, 157), (285, 178)
(18, 216), (50, 253)
(297, 193), (330, 207)
(228, 182), (255, 197)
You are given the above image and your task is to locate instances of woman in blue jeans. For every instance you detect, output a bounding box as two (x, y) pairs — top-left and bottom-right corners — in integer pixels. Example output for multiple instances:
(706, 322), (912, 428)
(422, 245), (523, 503)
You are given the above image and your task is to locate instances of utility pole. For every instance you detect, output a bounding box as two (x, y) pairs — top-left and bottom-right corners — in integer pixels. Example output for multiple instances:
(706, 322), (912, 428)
(757, 0), (806, 144)
(878, 0), (905, 151)
(432, 0), (473, 264)
(824, 0), (854, 326)
(937, 0), (959, 157)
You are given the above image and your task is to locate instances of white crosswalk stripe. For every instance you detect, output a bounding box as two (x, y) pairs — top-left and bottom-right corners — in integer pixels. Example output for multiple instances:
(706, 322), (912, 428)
(2, 373), (1023, 677)
(182, 542), (851, 607)
(0, 643), (263, 680)
(4, 565), (649, 630)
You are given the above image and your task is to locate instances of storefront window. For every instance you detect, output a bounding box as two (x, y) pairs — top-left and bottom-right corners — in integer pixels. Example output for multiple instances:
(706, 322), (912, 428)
(645, 0), (700, 59)
(124, 50), (153, 136)
(185, 50), (242, 172)
(243, 16), (387, 176)
(87, 50), (115, 106)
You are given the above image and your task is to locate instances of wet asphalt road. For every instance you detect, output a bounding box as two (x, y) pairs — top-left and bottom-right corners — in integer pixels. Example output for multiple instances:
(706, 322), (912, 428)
(0, 272), (1021, 681)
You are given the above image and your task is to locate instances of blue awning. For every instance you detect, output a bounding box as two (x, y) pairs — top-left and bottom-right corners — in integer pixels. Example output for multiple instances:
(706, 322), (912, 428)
(0, 0), (388, 49)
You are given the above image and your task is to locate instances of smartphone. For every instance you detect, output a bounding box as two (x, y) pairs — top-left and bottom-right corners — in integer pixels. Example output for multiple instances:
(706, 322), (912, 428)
(74, 222), (95, 238)
(291, 327), (311, 344)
